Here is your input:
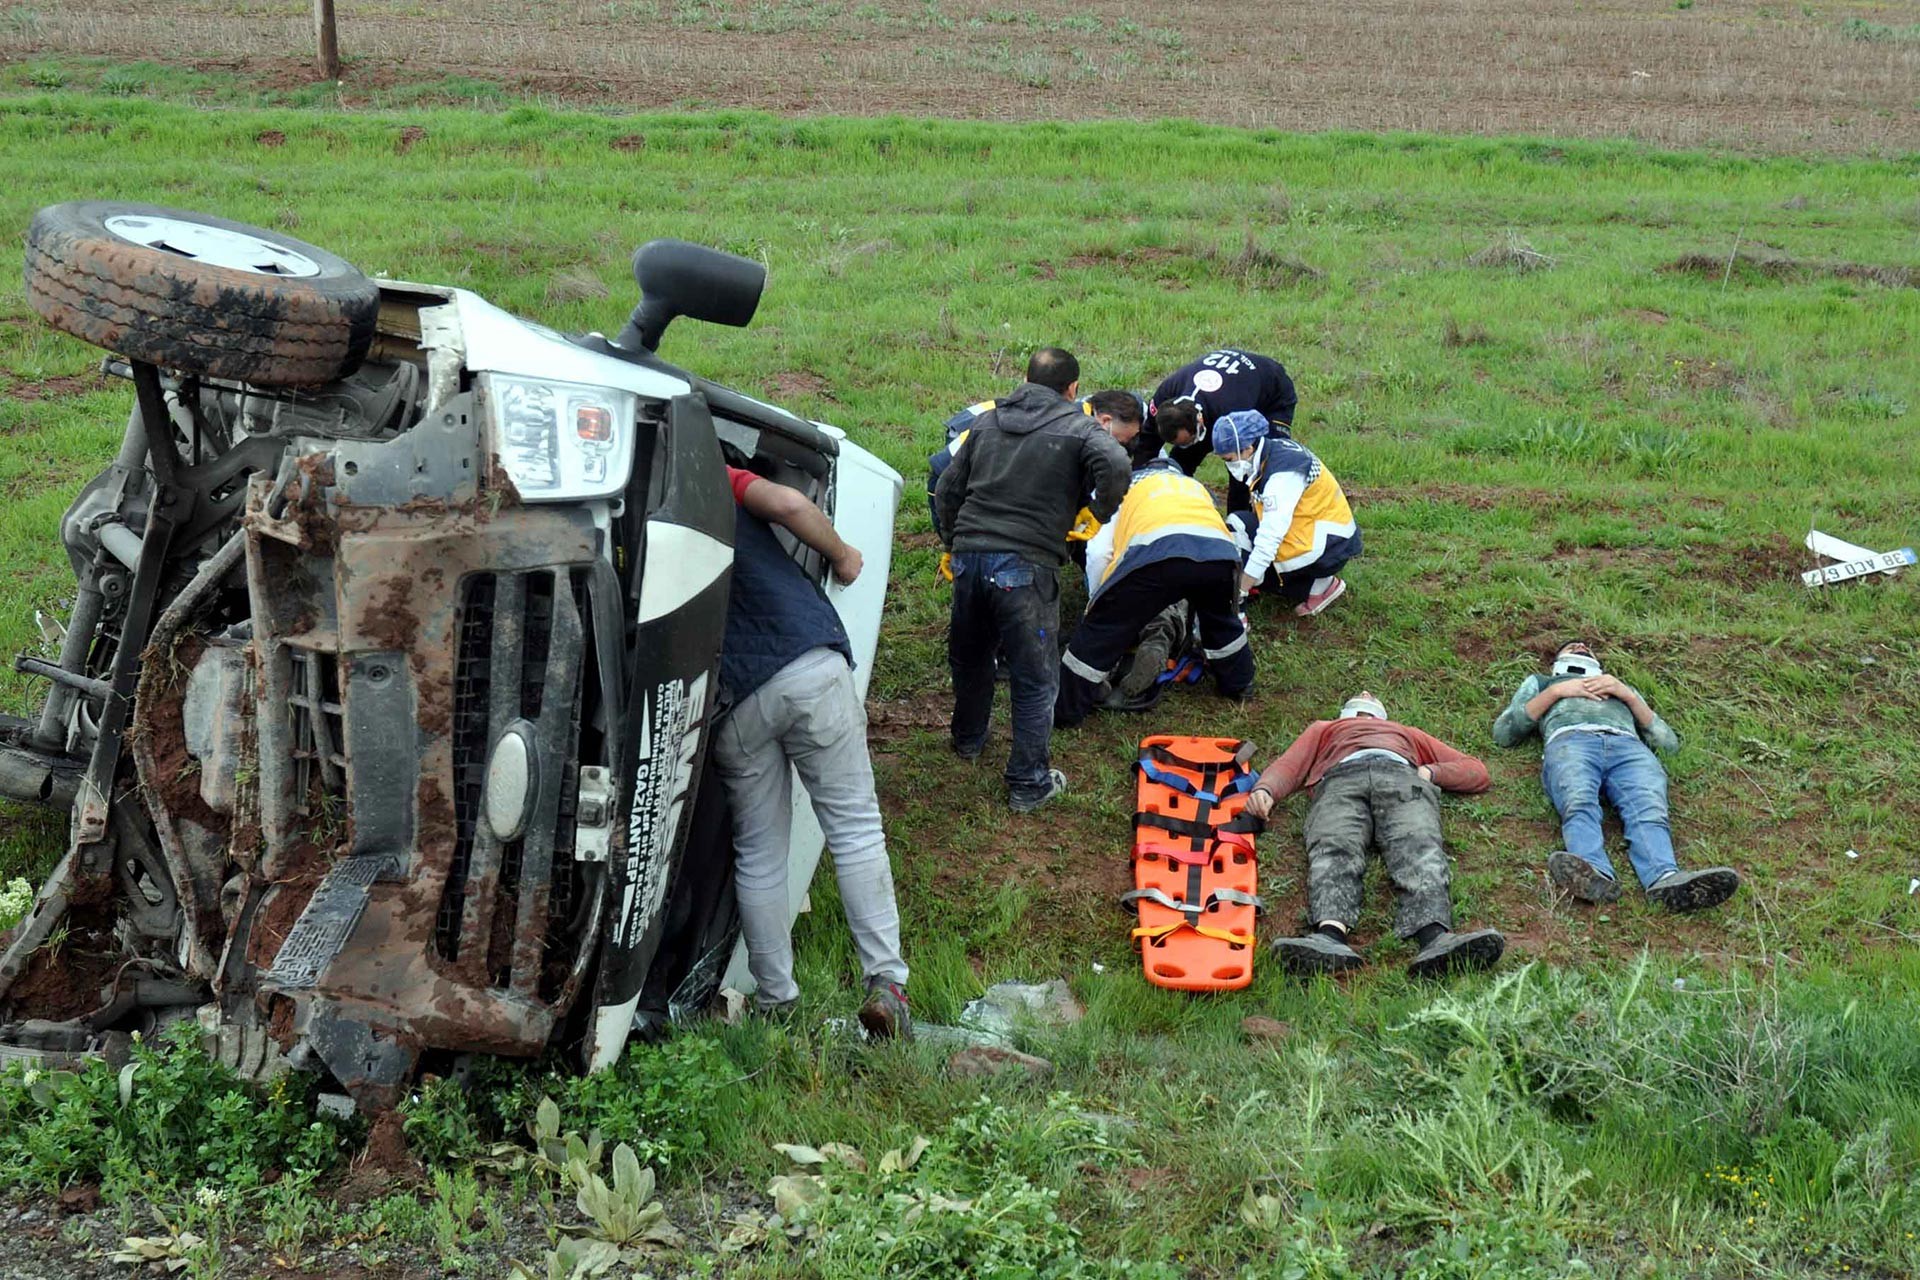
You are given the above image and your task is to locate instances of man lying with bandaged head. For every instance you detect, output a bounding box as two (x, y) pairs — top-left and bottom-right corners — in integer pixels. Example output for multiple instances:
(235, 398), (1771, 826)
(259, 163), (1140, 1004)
(1492, 640), (1740, 913)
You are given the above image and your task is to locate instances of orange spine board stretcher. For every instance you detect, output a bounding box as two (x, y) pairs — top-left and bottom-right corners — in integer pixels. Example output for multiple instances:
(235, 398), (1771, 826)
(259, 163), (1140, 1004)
(1130, 735), (1262, 992)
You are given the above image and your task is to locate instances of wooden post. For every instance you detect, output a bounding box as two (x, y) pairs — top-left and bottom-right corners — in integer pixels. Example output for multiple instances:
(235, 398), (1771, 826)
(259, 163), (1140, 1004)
(313, 0), (341, 80)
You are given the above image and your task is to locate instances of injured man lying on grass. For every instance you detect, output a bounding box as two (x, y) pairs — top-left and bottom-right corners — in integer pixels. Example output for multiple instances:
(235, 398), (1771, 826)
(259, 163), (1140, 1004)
(1243, 692), (1507, 979)
(1493, 640), (1740, 913)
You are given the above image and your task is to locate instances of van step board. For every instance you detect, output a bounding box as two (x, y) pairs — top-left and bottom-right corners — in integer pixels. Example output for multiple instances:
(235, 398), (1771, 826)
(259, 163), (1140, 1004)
(266, 853), (395, 989)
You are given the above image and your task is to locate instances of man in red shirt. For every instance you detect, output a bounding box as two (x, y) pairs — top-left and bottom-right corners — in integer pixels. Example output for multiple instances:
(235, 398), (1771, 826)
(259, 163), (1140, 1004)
(1244, 692), (1505, 978)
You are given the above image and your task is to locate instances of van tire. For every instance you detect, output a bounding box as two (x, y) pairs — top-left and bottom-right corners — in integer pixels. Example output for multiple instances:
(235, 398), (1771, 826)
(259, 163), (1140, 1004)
(24, 201), (379, 387)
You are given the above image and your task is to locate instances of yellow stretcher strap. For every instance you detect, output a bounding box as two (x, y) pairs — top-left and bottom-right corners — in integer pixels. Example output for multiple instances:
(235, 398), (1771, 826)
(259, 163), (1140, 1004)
(1130, 920), (1255, 948)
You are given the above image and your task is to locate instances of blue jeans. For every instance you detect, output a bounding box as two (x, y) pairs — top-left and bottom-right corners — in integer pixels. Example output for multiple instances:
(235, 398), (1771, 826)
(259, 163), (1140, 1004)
(1542, 731), (1678, 888)
(949, 551), (1059, 804)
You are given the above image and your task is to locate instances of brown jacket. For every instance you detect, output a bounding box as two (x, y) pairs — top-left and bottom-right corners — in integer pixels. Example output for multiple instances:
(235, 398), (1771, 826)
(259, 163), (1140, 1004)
(1255, 719), (1491, 800)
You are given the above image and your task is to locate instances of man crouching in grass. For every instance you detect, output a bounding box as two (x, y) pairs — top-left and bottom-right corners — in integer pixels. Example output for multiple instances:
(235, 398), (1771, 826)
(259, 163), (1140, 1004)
(1245, 692), (1506, 978)
(1492, 640), (1739, 913)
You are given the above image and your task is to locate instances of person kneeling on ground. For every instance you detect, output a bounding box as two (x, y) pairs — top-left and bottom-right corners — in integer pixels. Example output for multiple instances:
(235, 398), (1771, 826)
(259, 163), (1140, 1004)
(1492, 640), (1740, 913)
(1054, 452), (1254, 727)
(1246, 692), (1505, 978)
(1213, 410), (1360, 618)
(715, 464), (912, 1038)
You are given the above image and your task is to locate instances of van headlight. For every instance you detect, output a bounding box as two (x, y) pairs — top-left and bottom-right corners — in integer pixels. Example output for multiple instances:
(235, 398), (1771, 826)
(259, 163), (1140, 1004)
(479, 373), (637, 501)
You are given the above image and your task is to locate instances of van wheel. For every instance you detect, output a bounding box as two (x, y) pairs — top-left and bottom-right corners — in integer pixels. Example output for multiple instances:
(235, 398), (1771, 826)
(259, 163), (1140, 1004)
(24, 201), (379, 387)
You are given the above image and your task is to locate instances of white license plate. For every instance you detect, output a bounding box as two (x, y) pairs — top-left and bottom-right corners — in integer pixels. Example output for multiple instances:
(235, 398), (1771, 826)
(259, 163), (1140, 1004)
(1802, 547), (1917, 586)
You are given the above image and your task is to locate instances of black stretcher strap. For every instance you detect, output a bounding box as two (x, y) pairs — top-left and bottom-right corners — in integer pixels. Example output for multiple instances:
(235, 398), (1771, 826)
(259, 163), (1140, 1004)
(1146, 742), (1249, 774)
(1135, 810), (1263, 841)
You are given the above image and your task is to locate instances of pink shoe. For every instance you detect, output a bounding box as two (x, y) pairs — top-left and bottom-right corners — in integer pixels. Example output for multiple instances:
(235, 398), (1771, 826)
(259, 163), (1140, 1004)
(1294, 576), (1347, 617)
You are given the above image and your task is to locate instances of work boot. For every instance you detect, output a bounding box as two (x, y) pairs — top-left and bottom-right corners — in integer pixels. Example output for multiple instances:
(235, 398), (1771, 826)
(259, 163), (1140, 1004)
(952, 738), (983, 763)
(1009, 769), (1068, 815)
(1646, 867), (1741, 913)
(1119, 605), (1187, 697)
(856, 979), (913, 1042)
(1547, 851), (1621, 904)
(1407, 928), (1506, 979)
(1269, 932), (1365, 975)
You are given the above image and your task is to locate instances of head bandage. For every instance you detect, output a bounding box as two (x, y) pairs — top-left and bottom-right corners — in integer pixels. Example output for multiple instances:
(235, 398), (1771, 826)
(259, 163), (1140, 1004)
(1552, 653), (1602, 678)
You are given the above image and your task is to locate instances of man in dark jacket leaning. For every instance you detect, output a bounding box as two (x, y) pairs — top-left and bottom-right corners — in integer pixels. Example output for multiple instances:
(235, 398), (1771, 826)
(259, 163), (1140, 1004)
(934, 348), (1130, 813)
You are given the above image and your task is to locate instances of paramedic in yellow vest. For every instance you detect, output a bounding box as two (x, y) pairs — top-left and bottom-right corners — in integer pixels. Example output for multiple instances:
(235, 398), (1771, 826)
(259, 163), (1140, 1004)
(1213, 410), (1360, 618)
(1055, 455), (1254, 727)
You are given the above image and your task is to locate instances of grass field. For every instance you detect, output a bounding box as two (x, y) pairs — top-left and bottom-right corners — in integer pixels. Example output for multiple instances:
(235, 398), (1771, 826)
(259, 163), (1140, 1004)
(0, 93), (1918, 1277)
(4, 0), (1920, 154)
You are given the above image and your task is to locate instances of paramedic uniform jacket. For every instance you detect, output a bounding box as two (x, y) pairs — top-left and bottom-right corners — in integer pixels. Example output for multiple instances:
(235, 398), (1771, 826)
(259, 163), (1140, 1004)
(1151, 350), (1297, 428)
(1244, 438), (1359, 582)
(1085, 465), (1240, 602)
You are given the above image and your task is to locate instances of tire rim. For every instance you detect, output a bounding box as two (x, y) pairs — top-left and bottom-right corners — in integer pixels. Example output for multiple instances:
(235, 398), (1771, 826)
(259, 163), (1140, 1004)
(103, 214), (324, 278)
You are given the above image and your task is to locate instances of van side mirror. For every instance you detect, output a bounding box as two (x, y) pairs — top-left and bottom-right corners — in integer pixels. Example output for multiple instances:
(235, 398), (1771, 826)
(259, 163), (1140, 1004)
(614, 239), (765, 354)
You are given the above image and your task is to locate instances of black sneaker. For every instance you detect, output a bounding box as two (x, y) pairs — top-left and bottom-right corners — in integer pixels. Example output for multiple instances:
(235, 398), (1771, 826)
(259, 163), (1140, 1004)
(1547, 851), (1622, 904)
(1270, 933), (1365, 975)
(1407, 928), (1506, 979)
(856, 979), (912, 1041)
(1009, 769), (1068, 815)
(1646, 867), (1740, 913)
(952, 739), (983, 763)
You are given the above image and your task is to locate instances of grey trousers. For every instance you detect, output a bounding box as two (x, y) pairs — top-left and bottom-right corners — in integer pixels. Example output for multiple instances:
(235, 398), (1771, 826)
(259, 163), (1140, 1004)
(712, 647), (908, 1006)
(1303, 758), (1453, 938)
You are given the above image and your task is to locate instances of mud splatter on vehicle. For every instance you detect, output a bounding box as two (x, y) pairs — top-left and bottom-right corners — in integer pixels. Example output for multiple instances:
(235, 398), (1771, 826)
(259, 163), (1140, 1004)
(0, 205), (902, 1109)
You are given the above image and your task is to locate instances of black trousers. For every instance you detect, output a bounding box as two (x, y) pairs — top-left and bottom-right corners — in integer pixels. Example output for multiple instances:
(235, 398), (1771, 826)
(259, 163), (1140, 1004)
(1055, 558), (1254, 727)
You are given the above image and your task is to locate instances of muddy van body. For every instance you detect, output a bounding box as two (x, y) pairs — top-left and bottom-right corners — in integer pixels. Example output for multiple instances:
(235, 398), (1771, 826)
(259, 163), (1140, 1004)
(0, 207), (898, 1108)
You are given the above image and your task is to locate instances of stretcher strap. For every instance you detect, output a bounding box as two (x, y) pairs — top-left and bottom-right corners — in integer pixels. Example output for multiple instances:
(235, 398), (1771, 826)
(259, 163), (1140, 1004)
(1131, 920), (1255, 948)
(1154, 653), (1205, 687)
(1135, 810), (1263, 841)
(1138, 748), (1257, 805)
(1135, 838), (1215, 866)
(1122, 886), (1268, 916)
(1145, 742), (1245, 773)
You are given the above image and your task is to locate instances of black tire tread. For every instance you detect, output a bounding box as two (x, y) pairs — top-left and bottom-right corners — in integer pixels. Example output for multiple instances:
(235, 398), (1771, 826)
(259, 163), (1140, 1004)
(22, 201), (379, 387)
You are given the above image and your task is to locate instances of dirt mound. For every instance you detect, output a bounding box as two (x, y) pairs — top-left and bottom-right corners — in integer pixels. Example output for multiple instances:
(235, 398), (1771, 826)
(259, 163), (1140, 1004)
(1665, 251), (1915, 289)
(332, 1112), (423, 1205)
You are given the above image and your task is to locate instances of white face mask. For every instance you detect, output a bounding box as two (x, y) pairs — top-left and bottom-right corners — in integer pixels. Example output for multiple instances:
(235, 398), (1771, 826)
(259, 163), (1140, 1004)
(1224, 441), (1265, 485)
(1553, 653), (1602, 678)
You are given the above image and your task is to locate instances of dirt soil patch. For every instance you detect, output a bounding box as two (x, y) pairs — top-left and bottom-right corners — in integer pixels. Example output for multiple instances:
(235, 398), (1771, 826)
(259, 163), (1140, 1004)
(7, 1), (1919, 154)
(331, 1111), (424, 1206)
(865, 690), (949, 744)
(247, 833), (335, 970)
(7, 921), (120, 1022)
(7, 373), (100, 401)
(1665, 250), (1916, 289)
(763, 370), (836, 402)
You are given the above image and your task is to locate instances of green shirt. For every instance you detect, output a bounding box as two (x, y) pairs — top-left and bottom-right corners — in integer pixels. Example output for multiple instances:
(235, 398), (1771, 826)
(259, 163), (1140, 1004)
(1492, 672), (1679, 754)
